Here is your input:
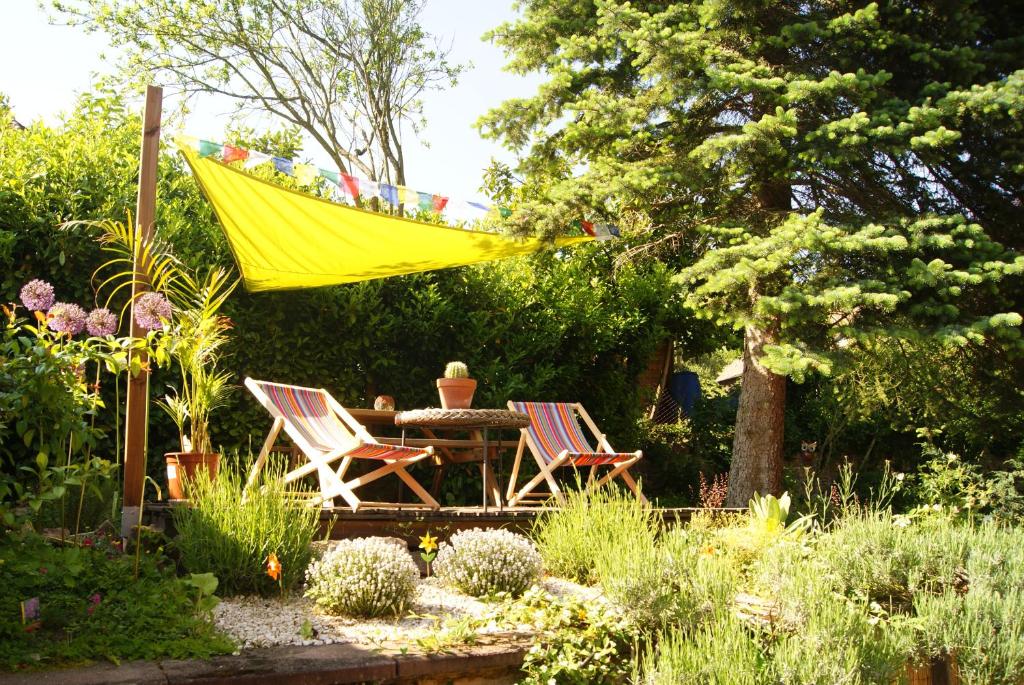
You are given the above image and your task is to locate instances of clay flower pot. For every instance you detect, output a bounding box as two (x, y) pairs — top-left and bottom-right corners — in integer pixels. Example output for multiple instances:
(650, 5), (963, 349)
(436, 378), (477, 409)
(166, 452), (221, 500)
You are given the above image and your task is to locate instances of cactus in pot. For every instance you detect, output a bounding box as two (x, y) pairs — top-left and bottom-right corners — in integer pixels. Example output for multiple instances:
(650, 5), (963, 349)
(437, 361), (476, 409)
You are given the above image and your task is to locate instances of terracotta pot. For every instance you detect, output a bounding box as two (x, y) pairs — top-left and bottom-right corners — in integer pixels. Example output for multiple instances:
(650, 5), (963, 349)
(165, 452), (220, 500)
(436, 378), (477, 409)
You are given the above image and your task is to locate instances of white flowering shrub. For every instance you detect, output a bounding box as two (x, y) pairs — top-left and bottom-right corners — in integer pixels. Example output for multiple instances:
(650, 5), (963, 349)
(434, 528), (542, 598)
(304, 537), (418, 618)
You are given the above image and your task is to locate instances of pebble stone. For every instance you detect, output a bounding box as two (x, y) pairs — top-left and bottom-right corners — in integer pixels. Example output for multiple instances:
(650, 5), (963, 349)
(213, 576), (597, 650)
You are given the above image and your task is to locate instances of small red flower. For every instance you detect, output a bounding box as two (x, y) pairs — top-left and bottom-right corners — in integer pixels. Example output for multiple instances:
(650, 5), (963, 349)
(82, 537), (94, 547)
(38, 566), (47, 575)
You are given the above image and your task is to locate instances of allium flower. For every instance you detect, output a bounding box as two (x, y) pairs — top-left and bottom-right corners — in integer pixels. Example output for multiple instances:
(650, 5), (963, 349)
(85, 307), (118, 336)
(47, 302), (87, 335)
(19, 279), (55, 311)
(133, 292), (172, 330)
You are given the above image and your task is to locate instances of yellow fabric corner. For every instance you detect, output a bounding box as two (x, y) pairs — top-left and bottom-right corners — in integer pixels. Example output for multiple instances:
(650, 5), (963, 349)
(180, 145), (592, 292)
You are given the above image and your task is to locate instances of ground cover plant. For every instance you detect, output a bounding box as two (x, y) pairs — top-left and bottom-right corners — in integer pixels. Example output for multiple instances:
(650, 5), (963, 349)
(521, 484), (1024, 685)
(305, 537), (419, 618)
(434, 528), (542, 598)
(0, 530), (233, 670)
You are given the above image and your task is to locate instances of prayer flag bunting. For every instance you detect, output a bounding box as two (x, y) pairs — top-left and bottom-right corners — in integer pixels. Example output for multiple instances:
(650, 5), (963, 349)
(399, 186), (419, 206)
(380, 183), (399, 206)
(417, 192), (433, 211)
(294, 163), (318, 186)
(244, 150), (272, 169)
(198, 140), (223, 158)
(362, 179), (380, 199)
(222, 145), (248, 164)
(174, 135), (617, 238)
(339, 173), (360, 198)
(272, 157), (293, 176)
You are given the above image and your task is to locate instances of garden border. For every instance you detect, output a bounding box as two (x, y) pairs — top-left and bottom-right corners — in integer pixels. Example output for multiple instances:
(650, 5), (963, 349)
(0, 637), (530, 685)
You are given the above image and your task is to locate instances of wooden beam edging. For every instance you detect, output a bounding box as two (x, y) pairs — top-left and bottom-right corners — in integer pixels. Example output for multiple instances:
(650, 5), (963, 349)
(0, 638), (530, 685)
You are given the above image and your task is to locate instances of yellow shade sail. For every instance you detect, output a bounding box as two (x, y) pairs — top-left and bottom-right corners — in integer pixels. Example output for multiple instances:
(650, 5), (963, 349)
(181, 146), (592, 292)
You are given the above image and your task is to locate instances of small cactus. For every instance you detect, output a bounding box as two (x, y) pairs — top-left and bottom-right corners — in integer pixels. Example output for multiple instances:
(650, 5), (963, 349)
(444, 361), (469, 379)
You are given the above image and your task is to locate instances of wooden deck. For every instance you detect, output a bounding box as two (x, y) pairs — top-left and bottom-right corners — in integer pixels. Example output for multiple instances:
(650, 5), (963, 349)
(146, 501), (739, 545)
(318, 505), (727, 544)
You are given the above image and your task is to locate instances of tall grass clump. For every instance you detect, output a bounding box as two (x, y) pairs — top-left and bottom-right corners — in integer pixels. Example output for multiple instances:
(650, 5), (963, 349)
(172, 462), (320, 595)
(635, 612), (764, 685)
(532, 484), (658, 584)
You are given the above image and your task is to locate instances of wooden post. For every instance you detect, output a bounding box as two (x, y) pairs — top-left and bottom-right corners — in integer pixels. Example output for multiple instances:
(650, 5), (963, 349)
(121, 85), (163, 538)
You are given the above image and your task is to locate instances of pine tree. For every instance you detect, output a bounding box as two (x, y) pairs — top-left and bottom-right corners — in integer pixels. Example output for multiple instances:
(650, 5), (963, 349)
(481, 1), (1024, 504)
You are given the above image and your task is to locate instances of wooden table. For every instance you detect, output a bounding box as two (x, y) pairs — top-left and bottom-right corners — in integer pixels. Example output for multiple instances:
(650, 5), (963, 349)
(394, 408), (530, 512)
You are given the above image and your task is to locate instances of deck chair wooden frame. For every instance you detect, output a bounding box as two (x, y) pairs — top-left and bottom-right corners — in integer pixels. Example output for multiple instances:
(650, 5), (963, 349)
(245, 378), (440, 512)
(506, 401), (647, 507)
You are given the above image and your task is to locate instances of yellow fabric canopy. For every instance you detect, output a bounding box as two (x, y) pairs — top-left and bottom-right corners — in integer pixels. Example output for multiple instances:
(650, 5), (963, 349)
(181, 147), (592, 292)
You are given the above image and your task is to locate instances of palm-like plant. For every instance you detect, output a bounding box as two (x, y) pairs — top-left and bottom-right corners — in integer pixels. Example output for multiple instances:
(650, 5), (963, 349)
(81, 217), (240, 454)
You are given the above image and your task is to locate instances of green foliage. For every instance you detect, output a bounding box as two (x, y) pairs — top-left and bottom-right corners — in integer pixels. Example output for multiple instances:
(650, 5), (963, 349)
(509, 587), (640, 685)
(170, 464), (319, 596)
(637, 614), (766, 685)
(531, 484), (660, 585)
(54, 0), (464, 184)
(1, 91), (685, 502)
(0, 531), (233, 670)
(908, 445), (1024, 522)
(482, 0), (1024, 500)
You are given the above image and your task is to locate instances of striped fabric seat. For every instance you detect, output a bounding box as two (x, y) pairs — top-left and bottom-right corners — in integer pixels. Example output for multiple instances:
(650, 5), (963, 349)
(258, 382), (422, 461)
(511, 402), (636, 466)
(245, 378), (439, 512)
(259, 382), (352, 452)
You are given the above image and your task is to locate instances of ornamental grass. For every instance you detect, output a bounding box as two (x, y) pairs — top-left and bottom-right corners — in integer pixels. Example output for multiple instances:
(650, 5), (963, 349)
(171, 462), (319, 596)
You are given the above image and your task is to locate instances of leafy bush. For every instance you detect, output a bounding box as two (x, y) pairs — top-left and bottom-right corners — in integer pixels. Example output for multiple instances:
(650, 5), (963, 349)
(171, 464), (319, 596)
(909, 446), (1024, 522)
(304, 537), (418, 618)
(434, 528), (541, 598)
(532, 484), (660, 584)
(0, 531), (233, 670)
(510, 587), (640, 685)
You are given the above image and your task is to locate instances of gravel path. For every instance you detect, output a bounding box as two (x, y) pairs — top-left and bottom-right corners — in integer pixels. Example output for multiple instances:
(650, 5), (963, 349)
(214, 576), (597, 651)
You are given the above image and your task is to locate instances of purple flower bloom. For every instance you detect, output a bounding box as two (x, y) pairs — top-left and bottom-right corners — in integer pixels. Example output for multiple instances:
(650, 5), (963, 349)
(133, 292), (172, 331)
(19, 279), (55, 311)
(47, 302), (87, 335)
(85, 307), (118, 337)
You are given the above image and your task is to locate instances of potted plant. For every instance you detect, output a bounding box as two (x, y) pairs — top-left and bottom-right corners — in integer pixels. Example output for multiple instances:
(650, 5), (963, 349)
(158, 269), (238, 499)
(436, 361), (476, 409)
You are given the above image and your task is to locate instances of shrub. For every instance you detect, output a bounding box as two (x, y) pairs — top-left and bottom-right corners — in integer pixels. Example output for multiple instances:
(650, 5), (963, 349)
(532, 484), (659, 584)
(304, 537), (418, 618)
(171, 463), (319, 596)
(510, 587), (640, 685)
(434, 528), (541, 597)
(0, 530), (233, 670)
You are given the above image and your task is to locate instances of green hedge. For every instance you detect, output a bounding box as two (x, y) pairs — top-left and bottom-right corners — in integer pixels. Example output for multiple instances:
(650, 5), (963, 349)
(1, 93), (694, 501)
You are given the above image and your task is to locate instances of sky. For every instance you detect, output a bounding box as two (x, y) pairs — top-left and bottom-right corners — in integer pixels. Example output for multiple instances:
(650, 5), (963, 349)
(0, 0), (543, 207)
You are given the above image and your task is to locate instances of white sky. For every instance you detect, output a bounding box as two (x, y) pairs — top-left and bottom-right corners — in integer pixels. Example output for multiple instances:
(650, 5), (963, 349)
(0, 0), (542, 207)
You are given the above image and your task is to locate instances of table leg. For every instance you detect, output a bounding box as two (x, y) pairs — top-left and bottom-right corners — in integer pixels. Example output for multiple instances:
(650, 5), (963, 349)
(482, 428), (489, 512)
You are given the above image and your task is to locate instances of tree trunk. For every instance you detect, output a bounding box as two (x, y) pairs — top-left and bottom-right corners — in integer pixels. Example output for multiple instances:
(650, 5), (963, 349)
(725, 322), (786, 507)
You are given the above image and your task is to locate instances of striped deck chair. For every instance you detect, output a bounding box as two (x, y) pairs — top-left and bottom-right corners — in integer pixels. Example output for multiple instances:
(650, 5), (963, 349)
(245, 378), (439, 511)
(506, 401), (647, 506)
